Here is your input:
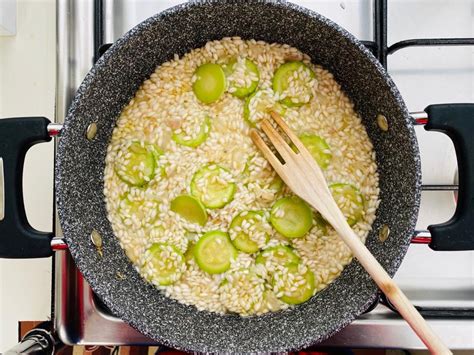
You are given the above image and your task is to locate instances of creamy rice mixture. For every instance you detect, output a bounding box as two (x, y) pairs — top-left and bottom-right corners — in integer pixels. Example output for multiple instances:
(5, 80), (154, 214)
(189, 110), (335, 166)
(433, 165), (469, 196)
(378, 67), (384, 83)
(104, 37), (379, 316)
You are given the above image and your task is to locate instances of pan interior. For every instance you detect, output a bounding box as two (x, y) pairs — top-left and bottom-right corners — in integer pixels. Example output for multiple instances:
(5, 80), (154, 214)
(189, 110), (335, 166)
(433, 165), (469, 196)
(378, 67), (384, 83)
(56, 1), (420, 352)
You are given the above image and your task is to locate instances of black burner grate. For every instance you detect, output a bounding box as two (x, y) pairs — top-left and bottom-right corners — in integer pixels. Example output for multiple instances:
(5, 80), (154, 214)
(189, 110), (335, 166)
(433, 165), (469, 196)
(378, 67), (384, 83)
(368, 0), (474, 69)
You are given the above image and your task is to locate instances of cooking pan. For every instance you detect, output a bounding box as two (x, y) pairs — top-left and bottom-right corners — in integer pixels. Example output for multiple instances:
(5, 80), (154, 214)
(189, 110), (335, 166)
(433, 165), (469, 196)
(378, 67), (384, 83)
(1, 1), (473, 352)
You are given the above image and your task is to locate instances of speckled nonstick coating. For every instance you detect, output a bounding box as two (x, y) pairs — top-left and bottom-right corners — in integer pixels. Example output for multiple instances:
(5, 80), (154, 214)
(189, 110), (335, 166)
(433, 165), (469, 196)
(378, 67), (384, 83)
(56, 0), (421, 352)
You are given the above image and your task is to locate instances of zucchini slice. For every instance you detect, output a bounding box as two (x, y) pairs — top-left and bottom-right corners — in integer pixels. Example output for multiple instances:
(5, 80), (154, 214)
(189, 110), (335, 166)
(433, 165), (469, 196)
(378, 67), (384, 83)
(329, 183), (365, 226)
(220, 268), (265, 314)
(118, 194), (160, 227)
(298, 134), (332, 170)
(229, 211), (270, 253)
(273, 61), (315, 107)
(184, 242), (196, 263)
(255, 245), (300, 267)
(257, 290), (282, 313)
(268, 175), (284, 194)
(314, 212), (329, 235)
(190, 165), (236, 209)
(194, 231), (237, 274)
(243, 89), (286, 127)
(225, 58), (260, 98)
(274, 263), (315, 305)
(170, 195), (208, 226)
(172, 115), (211, 148)
(143, 243), (186, 286)
(270, 196), (313, 238)
(192, 63), (226, 104)
(115, 142), (157, 187)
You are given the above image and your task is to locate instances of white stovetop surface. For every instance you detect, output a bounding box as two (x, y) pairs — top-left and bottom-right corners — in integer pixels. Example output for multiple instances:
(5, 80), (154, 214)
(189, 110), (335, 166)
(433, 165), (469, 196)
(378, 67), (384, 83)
(0, 0), (473, 351)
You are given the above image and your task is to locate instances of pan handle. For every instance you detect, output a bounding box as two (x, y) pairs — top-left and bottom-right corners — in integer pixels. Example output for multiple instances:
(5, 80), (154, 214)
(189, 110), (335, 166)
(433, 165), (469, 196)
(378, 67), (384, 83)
(0, 117), (54, 258)
(424, 103), (474, 251)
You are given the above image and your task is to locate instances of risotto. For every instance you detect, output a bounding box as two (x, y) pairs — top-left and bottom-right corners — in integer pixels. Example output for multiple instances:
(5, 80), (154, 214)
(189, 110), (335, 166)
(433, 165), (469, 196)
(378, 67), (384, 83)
(104, 37), (379, 316)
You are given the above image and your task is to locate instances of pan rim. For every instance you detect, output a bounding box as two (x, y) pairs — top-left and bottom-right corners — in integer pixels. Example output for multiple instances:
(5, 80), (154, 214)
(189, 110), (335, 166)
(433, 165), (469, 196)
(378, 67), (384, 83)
(56, 0), (421, 352)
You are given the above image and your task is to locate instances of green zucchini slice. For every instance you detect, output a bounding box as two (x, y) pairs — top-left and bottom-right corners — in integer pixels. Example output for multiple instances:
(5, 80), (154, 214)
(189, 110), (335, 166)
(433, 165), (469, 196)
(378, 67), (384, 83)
(229, 211), (270, 253)
(329, 183), (365, 226)
(225, 58), (260, 98)
(274, 263), (315, 304)
(172, 115), (211, 148)
(270, 196), (313, 238)
(192, 63), (226, 104)
(190, 165), (236, 209)
(170, 195), (208, 226)
(143, 243), (186, 286)
(194, 231), (237, 274)
(115, 142), (157, 187)
(118, 194), (160, 227)
(299, 134), (332, 170)
(220, 268), (265, 314)
(243, 89), (286, 127)
(273, 61), (315, 107)
(255, 245), (300, 267)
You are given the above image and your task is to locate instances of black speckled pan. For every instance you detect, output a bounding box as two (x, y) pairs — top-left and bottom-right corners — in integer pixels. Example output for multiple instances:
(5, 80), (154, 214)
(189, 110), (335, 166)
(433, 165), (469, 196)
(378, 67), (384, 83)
(55, 1), (420, 352)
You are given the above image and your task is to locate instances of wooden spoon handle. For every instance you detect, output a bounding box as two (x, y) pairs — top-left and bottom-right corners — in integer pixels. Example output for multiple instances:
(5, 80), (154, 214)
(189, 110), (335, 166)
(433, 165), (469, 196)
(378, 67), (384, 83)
(342, 225), (450, 354)
(306, 195), (452, 354)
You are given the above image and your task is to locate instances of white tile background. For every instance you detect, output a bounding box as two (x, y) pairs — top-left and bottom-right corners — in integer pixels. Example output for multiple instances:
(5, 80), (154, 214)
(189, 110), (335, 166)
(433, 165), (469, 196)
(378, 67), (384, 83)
(0, 0), (55, 350)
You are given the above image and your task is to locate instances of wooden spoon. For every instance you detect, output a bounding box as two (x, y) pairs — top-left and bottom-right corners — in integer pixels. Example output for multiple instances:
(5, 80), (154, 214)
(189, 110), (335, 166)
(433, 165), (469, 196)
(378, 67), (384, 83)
(250, 111), (451, 355)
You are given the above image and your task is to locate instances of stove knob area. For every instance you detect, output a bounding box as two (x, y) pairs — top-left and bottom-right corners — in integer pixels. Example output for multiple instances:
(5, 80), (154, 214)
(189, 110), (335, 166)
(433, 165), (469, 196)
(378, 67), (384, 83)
(3, 321), (61, 355)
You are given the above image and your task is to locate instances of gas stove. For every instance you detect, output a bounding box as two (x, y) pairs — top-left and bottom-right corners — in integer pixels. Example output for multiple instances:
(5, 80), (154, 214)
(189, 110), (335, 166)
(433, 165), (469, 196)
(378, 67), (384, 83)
(53, 0), (474, 349)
